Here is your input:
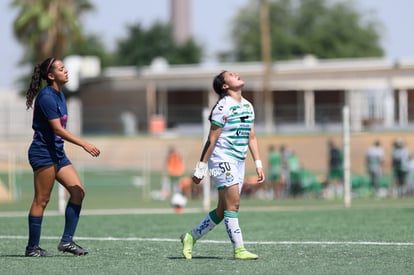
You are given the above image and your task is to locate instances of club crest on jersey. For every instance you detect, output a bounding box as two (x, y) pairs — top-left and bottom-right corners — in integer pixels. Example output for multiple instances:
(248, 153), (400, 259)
(225, 172), (234, 182)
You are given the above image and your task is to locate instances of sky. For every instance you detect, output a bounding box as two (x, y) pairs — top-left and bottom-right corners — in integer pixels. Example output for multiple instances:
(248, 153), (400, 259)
(1, 0), (414, 91)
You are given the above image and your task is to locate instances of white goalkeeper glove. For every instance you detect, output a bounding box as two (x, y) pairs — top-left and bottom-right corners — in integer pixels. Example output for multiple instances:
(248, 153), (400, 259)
(193, 161), (208, 179)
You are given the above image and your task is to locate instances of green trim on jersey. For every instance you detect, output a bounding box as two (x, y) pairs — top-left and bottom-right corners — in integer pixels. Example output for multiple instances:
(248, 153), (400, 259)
(209, 96), (255, 162)
(225, 151), (246, 161)
(211, 120), (224, 127)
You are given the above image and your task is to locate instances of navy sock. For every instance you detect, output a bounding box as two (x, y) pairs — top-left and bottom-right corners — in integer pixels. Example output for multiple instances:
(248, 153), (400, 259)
(27, 215), (43, 249)
(61, 202), (82, 242)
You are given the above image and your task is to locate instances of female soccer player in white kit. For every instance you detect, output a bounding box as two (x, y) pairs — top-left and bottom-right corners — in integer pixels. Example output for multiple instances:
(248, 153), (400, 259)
(180, 71), (265, 260)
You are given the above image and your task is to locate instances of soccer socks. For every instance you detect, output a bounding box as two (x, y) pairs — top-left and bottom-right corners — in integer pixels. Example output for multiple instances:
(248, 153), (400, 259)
(190, 209), (243, 248)
(27, 215), (43, 249)
(224, 210), (244, 249)
(191, 209), (223, 240)
(61, 202), (82, 242)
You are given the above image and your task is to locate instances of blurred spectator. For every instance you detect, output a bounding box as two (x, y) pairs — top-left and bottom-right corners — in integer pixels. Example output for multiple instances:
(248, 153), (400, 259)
(406, 156), (414, 196)
(366, 140), (384, 197)
(288, 150), (302, 197)
(391, 139), (410, 197)
(242, 175), (268, 199)
(267, 145), (284, 198)
(326, 140), (343, 198)
(178, 176), (192, 200)
(178, 176), (202, 200)
(166, 146), (185, 188)
(280, 145), (292, 197)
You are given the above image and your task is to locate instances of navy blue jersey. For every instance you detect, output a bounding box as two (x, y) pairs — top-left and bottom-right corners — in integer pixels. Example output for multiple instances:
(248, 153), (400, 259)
(32, 86), (68, 146)
(28, 86), (70, 171)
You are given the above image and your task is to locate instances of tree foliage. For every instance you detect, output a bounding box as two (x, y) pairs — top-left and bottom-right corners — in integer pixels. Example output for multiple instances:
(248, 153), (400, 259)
(114, 21), (203, 66)
(226, 0), (384, 62)
(11, 0), (94, 64)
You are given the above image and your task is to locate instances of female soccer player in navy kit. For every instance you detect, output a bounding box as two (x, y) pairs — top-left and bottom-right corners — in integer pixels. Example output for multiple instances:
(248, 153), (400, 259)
(25, 57), (100, 257)
(180, 71), (265, 260)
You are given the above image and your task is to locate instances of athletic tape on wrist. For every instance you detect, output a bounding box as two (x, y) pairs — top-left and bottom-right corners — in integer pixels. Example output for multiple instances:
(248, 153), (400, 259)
(255, 160), (263, 169)
(194, 161), (208, 179)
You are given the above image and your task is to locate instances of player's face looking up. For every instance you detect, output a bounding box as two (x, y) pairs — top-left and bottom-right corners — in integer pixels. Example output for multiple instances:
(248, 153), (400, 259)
(222, 71), (244, 91)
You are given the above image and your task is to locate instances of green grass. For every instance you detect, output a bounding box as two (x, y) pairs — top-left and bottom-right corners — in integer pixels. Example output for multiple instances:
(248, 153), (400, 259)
(1, 169), (414, 274)
(0, 168), (404, 211)
(0, 169), (170, 211)
(1, 200), (414, 274)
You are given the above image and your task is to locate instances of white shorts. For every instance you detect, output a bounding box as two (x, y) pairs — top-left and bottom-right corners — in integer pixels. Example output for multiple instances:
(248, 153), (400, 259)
(208, 160), (245, 193)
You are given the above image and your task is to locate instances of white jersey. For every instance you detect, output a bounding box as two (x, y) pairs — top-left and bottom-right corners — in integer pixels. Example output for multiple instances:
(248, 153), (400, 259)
(366, 146), (384, 173)
(209, 95), (255, 163)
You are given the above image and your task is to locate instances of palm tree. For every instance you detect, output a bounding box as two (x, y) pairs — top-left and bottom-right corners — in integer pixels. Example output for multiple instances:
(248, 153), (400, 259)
(11, 0), (94, 63)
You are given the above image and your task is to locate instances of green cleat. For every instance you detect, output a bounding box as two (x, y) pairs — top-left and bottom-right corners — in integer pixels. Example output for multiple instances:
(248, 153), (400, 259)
(234, 246), (258, 260)
(180, 232), (195, 259)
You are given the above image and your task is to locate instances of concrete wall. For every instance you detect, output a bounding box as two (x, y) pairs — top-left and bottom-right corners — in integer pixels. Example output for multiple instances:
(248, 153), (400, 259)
(2, 133), (413, 177)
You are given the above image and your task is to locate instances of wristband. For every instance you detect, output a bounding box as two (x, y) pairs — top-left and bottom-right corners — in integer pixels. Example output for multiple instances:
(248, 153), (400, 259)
(255, 160), (263, 169)
(193, 161), (208, 179)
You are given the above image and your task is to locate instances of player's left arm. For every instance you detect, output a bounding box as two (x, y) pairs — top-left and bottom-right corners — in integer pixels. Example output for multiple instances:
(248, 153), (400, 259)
(248, 124), (265, 183)
(49, 118), (100, 157)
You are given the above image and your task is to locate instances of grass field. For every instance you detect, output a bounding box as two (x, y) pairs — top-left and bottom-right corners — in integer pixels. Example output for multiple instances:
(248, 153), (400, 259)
(1, 197), (414, 274)
(1, 169), (414, 274)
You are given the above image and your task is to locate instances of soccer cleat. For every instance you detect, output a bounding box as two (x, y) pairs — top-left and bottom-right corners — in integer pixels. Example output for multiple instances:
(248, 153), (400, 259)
(25, 246), (54, 257)
(234, 246), (258, 260)
(180, 232), (195, 259)
(57, 241), (88, 256)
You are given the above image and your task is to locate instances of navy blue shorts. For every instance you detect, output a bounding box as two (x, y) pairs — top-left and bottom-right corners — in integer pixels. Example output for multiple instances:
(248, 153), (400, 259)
(28, 142), (71, 172)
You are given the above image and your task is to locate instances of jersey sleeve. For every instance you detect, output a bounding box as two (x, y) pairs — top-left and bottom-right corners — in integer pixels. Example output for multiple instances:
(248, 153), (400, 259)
(37, 93), (60, 120)
(209, 102), (227, 128)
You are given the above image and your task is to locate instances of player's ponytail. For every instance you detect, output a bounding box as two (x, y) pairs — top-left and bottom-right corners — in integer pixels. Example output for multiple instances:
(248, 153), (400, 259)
(26, 57), (56, 109)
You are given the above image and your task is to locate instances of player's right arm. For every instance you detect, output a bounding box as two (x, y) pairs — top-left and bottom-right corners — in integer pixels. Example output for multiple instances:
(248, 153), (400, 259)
(192, 123), (222, 184)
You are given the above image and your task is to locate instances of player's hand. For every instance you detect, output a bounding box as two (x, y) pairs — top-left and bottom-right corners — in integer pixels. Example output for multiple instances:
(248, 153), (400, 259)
(256, 168), (265, 183)
(192, 175), (203, 184)
(83, 142), (100, 157)
(193, 161), (207, 184)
